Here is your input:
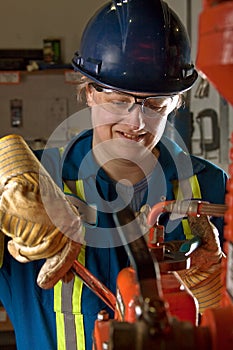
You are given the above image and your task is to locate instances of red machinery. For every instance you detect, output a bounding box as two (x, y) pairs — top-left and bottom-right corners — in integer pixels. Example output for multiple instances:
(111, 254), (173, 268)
(196, 0), (233, 346)
(89, 201), (233, 350)
(196, 0), (233, 106)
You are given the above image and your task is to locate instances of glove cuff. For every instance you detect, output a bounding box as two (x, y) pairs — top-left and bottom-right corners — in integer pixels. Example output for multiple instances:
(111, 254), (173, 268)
(174, 264), (223, 314)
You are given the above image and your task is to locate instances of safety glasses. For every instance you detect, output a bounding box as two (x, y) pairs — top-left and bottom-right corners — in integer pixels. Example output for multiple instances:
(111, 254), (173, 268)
(90, 83), (177, 117)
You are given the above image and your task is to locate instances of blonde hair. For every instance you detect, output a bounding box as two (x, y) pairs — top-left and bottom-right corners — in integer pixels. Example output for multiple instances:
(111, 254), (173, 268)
(74, 72), (92, 104)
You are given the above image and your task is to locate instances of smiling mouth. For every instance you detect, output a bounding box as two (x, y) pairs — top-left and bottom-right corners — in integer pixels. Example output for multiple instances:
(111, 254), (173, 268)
(118, 131), (145, 142)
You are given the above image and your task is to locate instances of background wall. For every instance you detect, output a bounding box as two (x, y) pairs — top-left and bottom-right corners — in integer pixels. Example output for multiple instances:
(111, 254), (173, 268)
(0, 0), (232, 171)
(0, 0), (107, 64)
(0, 0), (188, 64)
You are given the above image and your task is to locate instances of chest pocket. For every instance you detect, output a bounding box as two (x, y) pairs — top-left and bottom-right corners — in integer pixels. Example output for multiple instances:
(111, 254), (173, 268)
(172, 175), (202, 240)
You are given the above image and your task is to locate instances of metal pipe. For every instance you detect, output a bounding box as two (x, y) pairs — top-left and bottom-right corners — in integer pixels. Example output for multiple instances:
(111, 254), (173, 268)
(147, 200), (227, 226)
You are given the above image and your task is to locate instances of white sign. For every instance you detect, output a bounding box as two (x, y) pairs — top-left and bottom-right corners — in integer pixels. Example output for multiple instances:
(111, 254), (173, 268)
(0, 71), (20, 84)
(64, 70), (78, 84)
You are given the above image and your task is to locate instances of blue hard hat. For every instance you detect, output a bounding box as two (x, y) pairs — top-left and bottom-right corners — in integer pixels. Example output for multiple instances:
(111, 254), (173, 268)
(72, 0), (198, 94)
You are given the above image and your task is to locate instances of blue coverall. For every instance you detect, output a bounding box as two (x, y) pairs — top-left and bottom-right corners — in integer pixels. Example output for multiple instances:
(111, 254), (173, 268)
(0, 129), (227, 350)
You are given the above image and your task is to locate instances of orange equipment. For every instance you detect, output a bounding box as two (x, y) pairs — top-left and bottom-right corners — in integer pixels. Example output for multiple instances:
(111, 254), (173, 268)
(196, 0), (233, 105)
(198, 130), (233, 350)
(91, 205), (233, 350)
(223, 133), (233, 306)
(196, 1), (233, 349)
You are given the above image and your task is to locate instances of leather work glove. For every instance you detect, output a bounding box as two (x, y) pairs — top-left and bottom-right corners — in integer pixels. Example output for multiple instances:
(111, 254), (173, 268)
(174, 215), (224, 314)
(0, 134), (84, 289)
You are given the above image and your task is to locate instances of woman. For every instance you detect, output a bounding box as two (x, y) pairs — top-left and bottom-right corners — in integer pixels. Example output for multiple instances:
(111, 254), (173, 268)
(0, 1), (227, 349)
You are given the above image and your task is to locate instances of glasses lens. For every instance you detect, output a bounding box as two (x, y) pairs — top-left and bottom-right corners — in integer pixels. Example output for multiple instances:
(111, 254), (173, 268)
(91, 84), (174, 116)
(92, 85), (134, 114)
(142, 96), (174, 117)
(144, 96), (173, 110)
(103, 101), (134, 114)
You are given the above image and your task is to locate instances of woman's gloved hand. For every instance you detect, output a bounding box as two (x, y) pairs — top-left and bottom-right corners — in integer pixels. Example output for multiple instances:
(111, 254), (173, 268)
(0, 134), (84, 289)
(174, 215), (224, 314)
(147, 201), (224, 314)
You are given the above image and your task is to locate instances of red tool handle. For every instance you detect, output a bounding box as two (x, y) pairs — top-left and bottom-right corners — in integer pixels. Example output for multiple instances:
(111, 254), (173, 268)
(72, 260), (116, 311)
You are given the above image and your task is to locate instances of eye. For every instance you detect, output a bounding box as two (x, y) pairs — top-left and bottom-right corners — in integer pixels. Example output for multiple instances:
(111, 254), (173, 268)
(144, 103), (166, 112)
(144, 98), (170, 112)
(111, 100), (129, 106)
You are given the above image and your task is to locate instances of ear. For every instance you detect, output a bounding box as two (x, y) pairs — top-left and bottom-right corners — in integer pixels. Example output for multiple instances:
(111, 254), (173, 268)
(85, 84), (95, 107)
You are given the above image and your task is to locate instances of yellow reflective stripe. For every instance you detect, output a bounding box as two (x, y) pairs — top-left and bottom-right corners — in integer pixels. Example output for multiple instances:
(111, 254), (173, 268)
(181, 220), (193, 239)
(63, 182), (70, 194)
(72, 245), (86, 349)
(56, 311), (66, 350)
(74, 315), (85, 350)
(183, 175), (201, 239)
(189, 174), (201, 199)
(69, 181), (86, 349)
(72, 246), (86, 314)
(173, 175), (202, 240)
(59, 147), (85, 199)
(59, 147), (65, 157)
(172, 180), (183, 201)
(54, 281), (66, 350)
(54, 178), (87, 350)
(172, 178), (191, 238)
(54, 280), (63, 311)
(76, 180), (85, 201)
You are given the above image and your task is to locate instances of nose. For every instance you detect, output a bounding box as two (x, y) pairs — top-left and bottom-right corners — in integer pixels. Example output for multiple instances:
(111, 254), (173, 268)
(126, 104), (145, 130)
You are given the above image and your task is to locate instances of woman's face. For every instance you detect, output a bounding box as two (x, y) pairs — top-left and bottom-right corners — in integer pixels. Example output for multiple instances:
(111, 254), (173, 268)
(86, 83), (180, 163)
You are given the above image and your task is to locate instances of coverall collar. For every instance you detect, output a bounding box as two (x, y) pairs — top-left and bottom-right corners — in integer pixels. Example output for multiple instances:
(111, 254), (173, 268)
(61, 129), (206, 182)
